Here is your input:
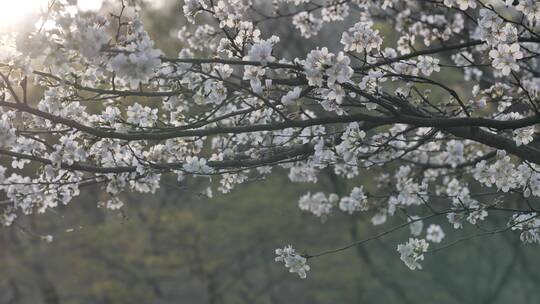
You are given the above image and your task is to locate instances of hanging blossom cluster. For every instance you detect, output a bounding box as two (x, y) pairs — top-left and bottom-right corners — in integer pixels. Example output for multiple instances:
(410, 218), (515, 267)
(275, 245), (311, 279)
(397, 238), (429, 270)
(1, 0), (540, 278)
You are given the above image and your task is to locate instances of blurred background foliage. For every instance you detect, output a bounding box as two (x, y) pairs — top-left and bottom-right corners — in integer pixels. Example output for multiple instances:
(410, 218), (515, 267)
(1, 1), (540, 303)
(2, 171), (540, 304)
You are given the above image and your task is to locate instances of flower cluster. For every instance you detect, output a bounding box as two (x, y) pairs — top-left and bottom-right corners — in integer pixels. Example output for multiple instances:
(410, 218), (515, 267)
(426, 224), (445, 243)
(302, 47), (353, 89)
(489, 43), (523, 76)
(397, 238), (429, 270)
(1, 0), (540, 280)
(341, 22), (382, 53)
(0, 116), (16, 148)
(444, 0), (476, 10)
(275, 245), (310, 279)
(292, 12), (322, 38)
(417, 56), (440, 76)
(298, 192), (337, 218)
(510, 213), (540, 244)
(339, 186), (368, 214)
(182, 157), (214, 175)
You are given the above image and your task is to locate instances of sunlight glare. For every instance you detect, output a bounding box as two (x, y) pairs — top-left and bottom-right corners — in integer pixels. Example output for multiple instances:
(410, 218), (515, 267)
(0, 0), (104, 32)
(0, 0), (48, 31)
(78, 0), (104, 12)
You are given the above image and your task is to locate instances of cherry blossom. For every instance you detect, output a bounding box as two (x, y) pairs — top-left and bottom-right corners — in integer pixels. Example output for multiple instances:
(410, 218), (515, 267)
(275, 245), (310, 279)
(298, 192), (336, 218)
(292, 12), (322, 38)
(0, 0), (539, 279)
(339, 186), (368, 214)
(341, 21), (382, 53)
(397, 238), (429, 270)
(489, 43), (523, 76)
(417, 56), (440, 76)
(426, 224), (445, 243)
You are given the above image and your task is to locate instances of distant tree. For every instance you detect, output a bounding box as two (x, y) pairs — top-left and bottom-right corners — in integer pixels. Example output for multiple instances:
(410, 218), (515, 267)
(1, 0), (540, 277)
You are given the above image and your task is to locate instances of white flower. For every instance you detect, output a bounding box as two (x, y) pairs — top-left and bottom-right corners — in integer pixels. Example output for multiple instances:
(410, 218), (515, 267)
(41, 235), (54, 243)
(0, 116), (16, 148)
(409, 216), (424, 236)
(371, 210), (388, 225)
(282, 0), (310, 4)
(339, 186), (368, 214)
(298, 192), (336, 218)
(99, 197), (124, 210)
(516, 0), (540, 25)
(243, 66), (265, 94)
(467, 209), (488, 225)
(302, 48), (353, 88)
(513, 126), (535, 146)
(444, 0), (476, 10)
(126, 103), (158, 128)
(101, 106), (121, 124)
(397, 238), (429, 270)
(445, 140), (465, 167)
(288, 165), (318, 183)
(281, 87), (302, 106)
(492, 23), (518, 45)
(392, 165), (427, 207)
(326, 52), (353, 87)
(218, 173), (248, 193)
(292, 12), (322, 38)
(529, 173), (540, 197)
(106, 175), (127, 195)
(426, 224), (445, 243)
(0, 211), (16, 226)
(0, 166), (5, 183)
(71, 22), (110, 61)
(359, 70), (385, 91)
(110, 47), (161, 89)
(523, 78), (540, 97)
(417, 56), (440, 76)
(246, 39), (276, 64)
(447, 212), (464, 229)
(489, 43), (523, 75)
(183, 0), (206, 23)
(324, 85), (347, 107)
(275, 245), (310, 279)
(474, 151), (518, 192)
(303, 47), (333, 87)
(341, 22), (382, 53)
(321, 1), (349, 22)
(510, 213), (540, 244)
(478, 9), (503, 30)
(183, 156), (214, 174)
